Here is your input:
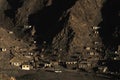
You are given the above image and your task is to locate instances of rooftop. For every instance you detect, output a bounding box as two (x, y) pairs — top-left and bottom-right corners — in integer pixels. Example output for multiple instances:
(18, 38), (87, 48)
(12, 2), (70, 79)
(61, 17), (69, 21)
(10, 55), (33, 63)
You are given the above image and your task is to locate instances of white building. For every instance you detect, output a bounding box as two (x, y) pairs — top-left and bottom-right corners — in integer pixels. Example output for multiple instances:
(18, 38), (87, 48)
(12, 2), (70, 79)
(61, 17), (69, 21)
(22, 64), (33, 70)
(92, 26), (100, 30)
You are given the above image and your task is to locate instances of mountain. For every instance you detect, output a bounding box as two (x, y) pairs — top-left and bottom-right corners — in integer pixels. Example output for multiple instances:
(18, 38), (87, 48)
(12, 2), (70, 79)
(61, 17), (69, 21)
(0, 0), (120, 67)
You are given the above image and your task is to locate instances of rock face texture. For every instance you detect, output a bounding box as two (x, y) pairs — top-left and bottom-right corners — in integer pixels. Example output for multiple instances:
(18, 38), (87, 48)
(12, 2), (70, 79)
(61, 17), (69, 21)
(0, 74), (16, 80)
(51, 0), (104, 68)
(0, 0), (120, 60)
(52, 0), (104, 53)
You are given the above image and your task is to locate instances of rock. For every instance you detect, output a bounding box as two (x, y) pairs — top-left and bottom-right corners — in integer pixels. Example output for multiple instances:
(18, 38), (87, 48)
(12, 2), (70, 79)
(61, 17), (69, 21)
(0, 74), (16, 80)
(0, 0), (119, 70)
(52, 0), (104, 54)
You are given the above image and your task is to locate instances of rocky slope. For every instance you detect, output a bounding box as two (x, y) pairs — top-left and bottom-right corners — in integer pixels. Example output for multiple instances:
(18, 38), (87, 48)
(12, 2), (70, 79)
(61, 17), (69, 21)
(0, 0), (120, 60)
(0, 74), (16, 80)
(52, 0), (104, 53)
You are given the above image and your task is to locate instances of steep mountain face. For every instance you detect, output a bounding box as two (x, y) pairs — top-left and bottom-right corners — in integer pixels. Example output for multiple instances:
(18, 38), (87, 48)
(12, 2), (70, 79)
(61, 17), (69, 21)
(0, 0), (119, 58)
(52, 0), (104, 54)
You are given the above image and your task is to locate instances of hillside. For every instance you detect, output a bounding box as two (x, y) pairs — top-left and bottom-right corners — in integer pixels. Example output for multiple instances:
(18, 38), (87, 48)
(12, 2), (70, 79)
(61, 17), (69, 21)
(0, 0), (120, 79)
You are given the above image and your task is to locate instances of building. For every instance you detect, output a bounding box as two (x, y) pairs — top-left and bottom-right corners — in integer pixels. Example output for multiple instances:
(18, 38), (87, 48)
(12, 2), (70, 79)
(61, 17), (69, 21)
(92, 26), (100, 30)
(10, 55), (33, 67)
(85, 47), (91, 51)
(64, 58), (78, 70)
(24, 25), (32, 29)
(98, 66), (108, 73)
(0, 48), (7, 52)
(51, 61), (59, 67)
(43, 61), (52, 68)
(78, 61), (88, 69)
(44, 63), (52, 68)
(65, 61), (77, 69)
(21, 62), (33, 70)
(78, 61), (93, 71)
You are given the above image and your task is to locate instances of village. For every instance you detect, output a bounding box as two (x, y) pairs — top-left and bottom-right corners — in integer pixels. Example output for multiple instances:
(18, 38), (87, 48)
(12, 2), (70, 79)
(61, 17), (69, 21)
(0, 26), (120, 75)
(8, 44), (120, 74)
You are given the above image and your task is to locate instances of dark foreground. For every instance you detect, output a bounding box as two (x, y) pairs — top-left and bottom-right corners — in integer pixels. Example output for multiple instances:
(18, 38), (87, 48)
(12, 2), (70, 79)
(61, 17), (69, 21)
(1, 69), (119, 80)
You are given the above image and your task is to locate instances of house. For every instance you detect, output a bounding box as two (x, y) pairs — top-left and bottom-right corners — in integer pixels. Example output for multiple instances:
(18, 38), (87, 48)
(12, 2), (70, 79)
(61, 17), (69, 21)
(92, 26), (100, 30)
(51, 61), (59, 67)
(24, 25), (32, 29)
(85, 47), (91, 51)
(21, 62), (33, 70)
(78, 61), (93, 71)
(10, 55), (33, 67)
(94, 41), (99, 45)
(8, 31), (13, 34)
(0, 48), (7, 52)
(43, 61), (52, 68)
(59, 56), (79, 69)
(44, 63), (52, 68)
(78, 61), (88, 69)
(89, 52), (94, 56)
(98, 66), (108, 73)
(22, 52), (34, 56)
(113, 56), (120, 60)
(65, 59), (78, 69)
(94, 31), (99, 34)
